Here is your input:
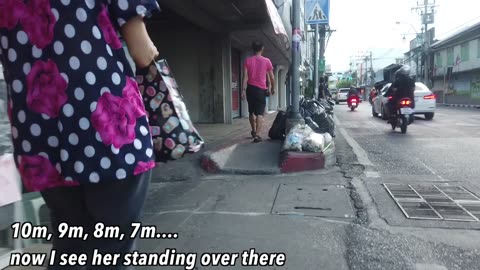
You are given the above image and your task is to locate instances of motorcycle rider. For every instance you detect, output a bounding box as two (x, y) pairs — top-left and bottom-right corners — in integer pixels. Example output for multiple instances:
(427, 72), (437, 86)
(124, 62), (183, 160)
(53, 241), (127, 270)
(347, 87), (360, 106)
(384, 65), (415, 122)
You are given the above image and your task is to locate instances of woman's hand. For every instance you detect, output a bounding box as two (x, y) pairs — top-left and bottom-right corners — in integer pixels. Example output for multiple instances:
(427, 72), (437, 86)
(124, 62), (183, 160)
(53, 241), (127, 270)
(121, 16), (159, 68)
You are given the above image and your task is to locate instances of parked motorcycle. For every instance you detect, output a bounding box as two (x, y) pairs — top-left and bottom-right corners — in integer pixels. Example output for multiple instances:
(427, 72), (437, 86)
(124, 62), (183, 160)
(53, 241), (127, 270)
(347, 96), (359, 111)
(390, 97), (414, 134)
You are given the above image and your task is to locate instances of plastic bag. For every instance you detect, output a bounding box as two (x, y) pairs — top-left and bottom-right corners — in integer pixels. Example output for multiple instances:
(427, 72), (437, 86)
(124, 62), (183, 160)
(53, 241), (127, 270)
(282, 124), (313, 152)
(322, 132), (333, 145)
(302, 100), (325, 118)
(302, 133), (325, 153)
(305, 117), (319, 132)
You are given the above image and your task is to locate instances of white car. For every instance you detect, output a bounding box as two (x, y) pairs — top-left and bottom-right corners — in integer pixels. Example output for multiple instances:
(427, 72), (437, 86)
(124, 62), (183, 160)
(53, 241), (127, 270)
(335, 88), (350, 104)
(372, 82), (436, 120)
(0, 65), (4, 80)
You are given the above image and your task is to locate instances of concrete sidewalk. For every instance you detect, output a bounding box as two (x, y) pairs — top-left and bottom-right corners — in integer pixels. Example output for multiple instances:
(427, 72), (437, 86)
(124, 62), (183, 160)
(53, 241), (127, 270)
(3, 168), (353, 270)
(151, 112), (277, 182)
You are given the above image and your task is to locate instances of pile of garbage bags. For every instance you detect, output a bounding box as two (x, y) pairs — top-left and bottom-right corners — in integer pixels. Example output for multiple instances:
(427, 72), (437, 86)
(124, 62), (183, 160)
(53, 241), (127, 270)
(282, 124), (334, 153)
(298, 96), (335, 138)
(268, 96), (336, 153)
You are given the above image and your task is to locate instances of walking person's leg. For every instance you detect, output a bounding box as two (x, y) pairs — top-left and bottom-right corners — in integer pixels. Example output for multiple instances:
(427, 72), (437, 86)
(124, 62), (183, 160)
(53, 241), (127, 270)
(246, 85), (257, 138)
(253, 87), (267, 142)
(83, 170), (152, 270)
(249, 114), (256, 138)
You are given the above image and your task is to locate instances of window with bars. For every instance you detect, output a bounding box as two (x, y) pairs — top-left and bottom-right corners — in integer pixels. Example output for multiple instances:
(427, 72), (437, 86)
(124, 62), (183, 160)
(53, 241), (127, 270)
(477, 39), (480, 58)
(435, 52), (443, 67)
(461, 42), (470, 62)
(447, 47), (454, 66)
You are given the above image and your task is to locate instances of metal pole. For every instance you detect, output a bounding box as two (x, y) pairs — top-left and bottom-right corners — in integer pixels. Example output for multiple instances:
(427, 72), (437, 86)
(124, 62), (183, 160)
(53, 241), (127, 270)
(319, 26), (326, 78)
(286, 0), (304, 130)
(313, 24), (319, 99)
(291, 0), (301, 115)
(319, 25), (326, 98)
(424, 0), (429, 85)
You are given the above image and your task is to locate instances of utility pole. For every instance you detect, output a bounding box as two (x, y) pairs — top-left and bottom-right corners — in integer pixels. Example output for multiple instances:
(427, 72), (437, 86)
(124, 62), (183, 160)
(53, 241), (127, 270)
(364, 56), (368, 86)
(319, 25), (326, 98)
(370, 51), (374, 86)
(286, 0), (304, 131)
(412, 0), (438, 87)
(313, 24), (319, 98)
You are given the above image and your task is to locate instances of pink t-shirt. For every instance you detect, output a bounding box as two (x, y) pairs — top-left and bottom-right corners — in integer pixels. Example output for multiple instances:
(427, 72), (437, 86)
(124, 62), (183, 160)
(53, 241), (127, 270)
(244, 55), (273, 90)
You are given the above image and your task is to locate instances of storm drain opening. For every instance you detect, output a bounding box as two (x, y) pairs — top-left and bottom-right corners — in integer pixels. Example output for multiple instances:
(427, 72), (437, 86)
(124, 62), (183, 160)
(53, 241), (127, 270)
(383, 184), (480, 222)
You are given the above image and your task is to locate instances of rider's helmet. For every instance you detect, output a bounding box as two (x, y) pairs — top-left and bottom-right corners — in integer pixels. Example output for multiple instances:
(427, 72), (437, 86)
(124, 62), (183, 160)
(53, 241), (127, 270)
(394, 65), (411, 80)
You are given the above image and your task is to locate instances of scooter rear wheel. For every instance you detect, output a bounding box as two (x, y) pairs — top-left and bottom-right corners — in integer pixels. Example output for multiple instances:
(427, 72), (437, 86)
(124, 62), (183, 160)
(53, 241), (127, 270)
(400, 115), (408, 134)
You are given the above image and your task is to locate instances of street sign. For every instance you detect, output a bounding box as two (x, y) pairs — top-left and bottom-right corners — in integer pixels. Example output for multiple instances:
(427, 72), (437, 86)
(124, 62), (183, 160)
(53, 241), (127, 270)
(422, 13), (434, 24)
(305, 0), (330, 25)
(319, 58), (325, 72)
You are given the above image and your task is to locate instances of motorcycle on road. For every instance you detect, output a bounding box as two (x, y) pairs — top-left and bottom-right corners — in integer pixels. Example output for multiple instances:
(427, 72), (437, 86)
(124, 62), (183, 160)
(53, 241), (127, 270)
(347, 95), (359, 111)
(390, 97), (414, 134)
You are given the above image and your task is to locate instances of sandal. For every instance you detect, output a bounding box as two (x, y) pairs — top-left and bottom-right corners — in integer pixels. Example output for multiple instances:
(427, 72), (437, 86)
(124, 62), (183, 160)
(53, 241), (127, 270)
(253, 136), (263, 143)
(251, 131), (256, 138)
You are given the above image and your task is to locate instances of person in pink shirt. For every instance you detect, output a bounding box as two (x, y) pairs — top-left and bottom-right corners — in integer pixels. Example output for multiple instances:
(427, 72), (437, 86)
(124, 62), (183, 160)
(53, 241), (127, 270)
(242, 41), (275, 142)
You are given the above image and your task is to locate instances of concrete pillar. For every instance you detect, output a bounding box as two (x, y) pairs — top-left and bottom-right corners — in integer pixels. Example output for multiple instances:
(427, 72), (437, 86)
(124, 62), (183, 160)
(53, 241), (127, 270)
(220, 37), (232, 124)
(279, 66), (288, 110)
(240, 51), (250, 118)
(269, 66), (281, 111)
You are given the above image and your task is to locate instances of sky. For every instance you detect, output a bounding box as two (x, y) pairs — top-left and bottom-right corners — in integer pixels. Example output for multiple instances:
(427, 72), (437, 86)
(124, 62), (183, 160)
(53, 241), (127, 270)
(324, 0), (480, 72)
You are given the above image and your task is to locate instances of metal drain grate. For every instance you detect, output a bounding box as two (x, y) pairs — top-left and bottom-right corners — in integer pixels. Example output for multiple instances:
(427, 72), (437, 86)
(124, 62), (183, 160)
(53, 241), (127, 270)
(383, 184), (480, 222)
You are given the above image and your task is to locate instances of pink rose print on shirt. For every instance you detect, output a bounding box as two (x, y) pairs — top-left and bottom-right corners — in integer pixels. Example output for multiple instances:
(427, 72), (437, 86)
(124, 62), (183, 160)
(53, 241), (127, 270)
(133, 160), (156, 175)
(123, 77), (147, 118)
(20, 0), (56, 49)
(26, 60), (68, 118)
(91, 93), (137, 149)
(19, 155), (78, 192)
(0, 0), (25, 30)
(98, 4), (122, 49)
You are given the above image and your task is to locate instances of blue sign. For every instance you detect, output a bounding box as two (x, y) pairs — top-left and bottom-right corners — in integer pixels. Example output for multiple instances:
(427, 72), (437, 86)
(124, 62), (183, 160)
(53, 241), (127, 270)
(305, 0), (330, 25)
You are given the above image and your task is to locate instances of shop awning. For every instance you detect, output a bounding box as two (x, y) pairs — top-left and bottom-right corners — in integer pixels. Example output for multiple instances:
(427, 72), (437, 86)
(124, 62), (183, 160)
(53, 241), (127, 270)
(155, 0), (291, 65)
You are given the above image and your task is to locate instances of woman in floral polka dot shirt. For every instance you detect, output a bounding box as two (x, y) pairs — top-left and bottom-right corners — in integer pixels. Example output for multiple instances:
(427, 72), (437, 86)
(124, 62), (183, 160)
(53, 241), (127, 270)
(1, 0), (160, 267)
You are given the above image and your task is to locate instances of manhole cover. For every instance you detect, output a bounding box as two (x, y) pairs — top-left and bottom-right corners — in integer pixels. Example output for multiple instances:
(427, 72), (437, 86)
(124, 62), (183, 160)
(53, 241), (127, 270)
(384, 184), (480, 222)
(271, 184), (354, 219)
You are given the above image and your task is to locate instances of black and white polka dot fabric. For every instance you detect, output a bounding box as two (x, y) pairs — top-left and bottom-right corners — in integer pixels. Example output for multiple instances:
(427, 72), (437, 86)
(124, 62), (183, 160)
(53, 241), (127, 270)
(0, 0), (160, 192)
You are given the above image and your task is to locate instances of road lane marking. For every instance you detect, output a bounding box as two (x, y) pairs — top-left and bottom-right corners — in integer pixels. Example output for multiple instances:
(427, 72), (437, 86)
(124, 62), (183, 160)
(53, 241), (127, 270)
(415, 157), (445, 181)
(338, 127), (374, 167)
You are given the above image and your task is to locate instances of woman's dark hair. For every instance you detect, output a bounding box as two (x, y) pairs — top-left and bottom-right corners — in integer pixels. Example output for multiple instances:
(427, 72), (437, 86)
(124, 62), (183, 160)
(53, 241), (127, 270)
(252, 41), (264, 53)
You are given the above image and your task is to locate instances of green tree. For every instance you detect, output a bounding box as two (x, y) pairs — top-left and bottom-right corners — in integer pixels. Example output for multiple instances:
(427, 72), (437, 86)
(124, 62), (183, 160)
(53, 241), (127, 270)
(336, 79), (352, 88)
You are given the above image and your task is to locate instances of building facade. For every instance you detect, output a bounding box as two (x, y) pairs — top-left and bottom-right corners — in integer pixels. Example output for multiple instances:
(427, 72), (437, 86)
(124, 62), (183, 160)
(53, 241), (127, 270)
(141, 0), (308, 124)
(430, 22), (480, 105)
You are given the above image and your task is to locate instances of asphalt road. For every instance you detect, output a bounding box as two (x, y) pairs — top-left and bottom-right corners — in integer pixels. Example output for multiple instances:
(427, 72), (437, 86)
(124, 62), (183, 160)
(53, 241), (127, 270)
(334, 101), (480, 270)
(334, 101), (480, 189)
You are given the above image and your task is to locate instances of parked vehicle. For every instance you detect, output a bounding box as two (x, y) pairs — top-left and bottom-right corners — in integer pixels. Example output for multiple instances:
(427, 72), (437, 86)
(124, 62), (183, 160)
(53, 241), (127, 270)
(390, 97), (414, 133)
(0, 65), (4, 80)
(347, 95), (359, 111)
(330, 89), (338, 100)
(335, 88), (350, 104)
(372, 82), (436, 120)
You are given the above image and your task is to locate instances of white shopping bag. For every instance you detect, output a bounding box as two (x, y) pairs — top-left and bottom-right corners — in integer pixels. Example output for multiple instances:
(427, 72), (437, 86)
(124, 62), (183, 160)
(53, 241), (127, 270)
(0, 154), (22, 207)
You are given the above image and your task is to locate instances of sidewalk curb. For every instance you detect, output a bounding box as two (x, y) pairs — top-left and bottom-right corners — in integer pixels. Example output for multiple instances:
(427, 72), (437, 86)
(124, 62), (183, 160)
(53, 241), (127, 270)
(201, 141), (337, 175)
(279, 142), (336, 173)
(442, 104), (480, 109)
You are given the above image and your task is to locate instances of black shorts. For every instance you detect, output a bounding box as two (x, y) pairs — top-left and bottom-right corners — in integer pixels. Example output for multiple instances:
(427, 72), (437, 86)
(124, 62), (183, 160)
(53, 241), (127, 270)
(246, 84), (267, 116)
